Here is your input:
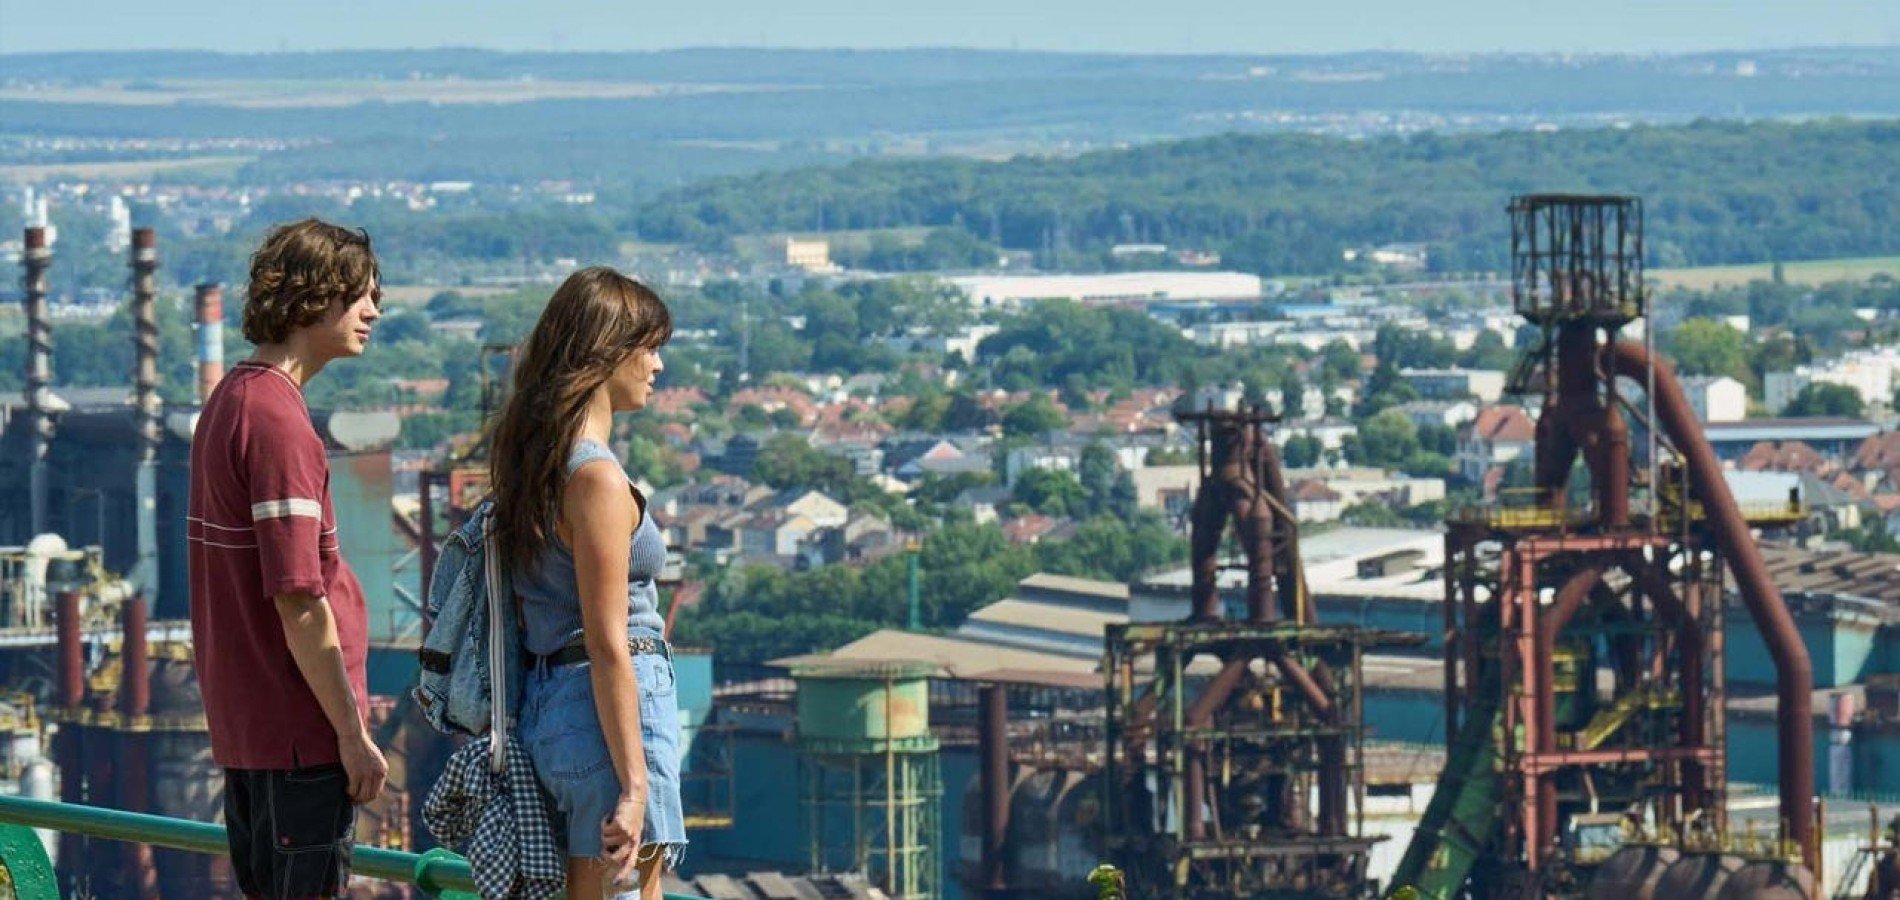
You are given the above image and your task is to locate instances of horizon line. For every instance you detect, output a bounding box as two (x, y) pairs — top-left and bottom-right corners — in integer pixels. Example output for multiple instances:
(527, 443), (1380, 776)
(2, 42), (1897, 61)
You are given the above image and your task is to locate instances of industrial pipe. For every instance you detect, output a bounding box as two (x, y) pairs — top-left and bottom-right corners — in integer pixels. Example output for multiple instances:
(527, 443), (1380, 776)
(21, 227), (53, 535)
(1185, 660), (1250, 728)
(978, 684), (1010, 894)
(1258, 439), (1311, 624)
(121, 595), (150, 721)
(131, 229), (160, 458)
(1608, 341), (1816, 871)
(130, 229), (161, 595)
(56, 591), (83, 710)
(119, 593), (157, 898)
(54, 588), (84, 886)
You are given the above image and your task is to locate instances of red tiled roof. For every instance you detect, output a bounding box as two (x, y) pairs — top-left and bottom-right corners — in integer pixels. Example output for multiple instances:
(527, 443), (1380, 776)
(1001, 514), (1061, 544)
(1854, 432), (1900, 472)
(1469, 406), (1535, 444)
(1739, 440), (1832, 476)
(647, 387), (709, 417)
(1291, 479), (1340, 502)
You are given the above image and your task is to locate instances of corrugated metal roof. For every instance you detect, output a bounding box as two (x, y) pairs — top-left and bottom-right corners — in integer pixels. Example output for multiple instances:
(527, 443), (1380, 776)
(965, 598), (1126, 638)
(1018, 571), (1131, 601)
(773, 629), (1099, 680)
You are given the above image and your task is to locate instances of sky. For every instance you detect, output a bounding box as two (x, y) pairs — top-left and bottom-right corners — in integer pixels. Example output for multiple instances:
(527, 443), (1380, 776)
(0, 0), (1894, 56)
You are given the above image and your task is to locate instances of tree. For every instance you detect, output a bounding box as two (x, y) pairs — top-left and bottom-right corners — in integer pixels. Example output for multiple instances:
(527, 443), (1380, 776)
(1345, 409), (1420, 469)
(1076, 443), (1121, 519)
(1783, 382), (1865, 418)
(1147, 446), (1195, 466)
(1001, 394), (1069, 438)
(1461, 330), (1514, 370)
(1354, 362), (1418, 418)
(1319, 340), (1362, 383)
(1666, 318), (1749, 381)
(1282, 433), (1324, 469)
(1278, 370), (1306, 419)
(1013, 467), (1086, 517)
(1341, 500), (1406, 528)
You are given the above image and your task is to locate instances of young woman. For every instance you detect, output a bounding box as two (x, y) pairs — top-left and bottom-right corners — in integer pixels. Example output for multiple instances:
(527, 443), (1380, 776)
(488, 267), (683, 899)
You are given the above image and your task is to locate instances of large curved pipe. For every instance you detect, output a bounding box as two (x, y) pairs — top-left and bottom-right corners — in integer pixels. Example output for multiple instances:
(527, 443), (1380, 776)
(1609, 341), (1815, 867)
(1535, 566), (1606, 842)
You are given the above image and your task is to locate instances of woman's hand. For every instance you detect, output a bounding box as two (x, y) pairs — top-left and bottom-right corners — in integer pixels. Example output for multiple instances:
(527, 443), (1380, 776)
(601, 788), (648, 885)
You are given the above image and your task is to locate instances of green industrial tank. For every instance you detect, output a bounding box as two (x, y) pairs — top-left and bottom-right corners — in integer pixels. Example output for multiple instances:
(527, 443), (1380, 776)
(793, 661), (937, 753)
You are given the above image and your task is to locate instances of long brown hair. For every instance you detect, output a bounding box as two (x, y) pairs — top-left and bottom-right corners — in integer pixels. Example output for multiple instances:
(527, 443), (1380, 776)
(488, 267), (671, 569)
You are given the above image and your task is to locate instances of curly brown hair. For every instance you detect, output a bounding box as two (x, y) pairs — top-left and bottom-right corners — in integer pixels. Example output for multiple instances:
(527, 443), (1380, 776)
(243, 218), (380, 345)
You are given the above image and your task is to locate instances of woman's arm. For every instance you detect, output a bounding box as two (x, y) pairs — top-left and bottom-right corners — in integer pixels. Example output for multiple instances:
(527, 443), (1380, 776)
(564, 462), (649, 815)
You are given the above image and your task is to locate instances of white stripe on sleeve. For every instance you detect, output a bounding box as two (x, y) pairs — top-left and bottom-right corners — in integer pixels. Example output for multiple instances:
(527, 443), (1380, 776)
(251, 498), (322, 521)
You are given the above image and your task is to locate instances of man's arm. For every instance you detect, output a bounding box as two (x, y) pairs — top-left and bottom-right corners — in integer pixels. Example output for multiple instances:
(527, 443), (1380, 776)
(275, 591), (386, 803)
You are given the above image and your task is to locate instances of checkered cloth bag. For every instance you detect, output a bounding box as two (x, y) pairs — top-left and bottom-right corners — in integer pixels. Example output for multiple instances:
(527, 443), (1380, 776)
(423, 734), (564, 900)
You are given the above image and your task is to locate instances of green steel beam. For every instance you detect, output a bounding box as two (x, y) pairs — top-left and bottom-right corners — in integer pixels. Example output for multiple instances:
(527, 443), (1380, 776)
(0, 794), (698, 899)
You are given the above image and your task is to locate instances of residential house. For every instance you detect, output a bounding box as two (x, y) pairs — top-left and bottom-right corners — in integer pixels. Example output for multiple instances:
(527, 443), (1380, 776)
(1273, 418), (1358, 454)
(726, 386), (819, 428)
(1001, 514), (1072, 546)
(798, 512), (900, 568)
(1290, 479), (1345, 523)
(1132, 465), (1200, 520)
(1680, 375), (1749, 423)
(1394, 400), (1479, 430)
(739, 511), (819, 562)
(1458, 405), (1537, 483)
(1401, 368), (1508, 403)
(953, 485), (1015, 525)
(884, 436), (975, 480)
(776, 489), (849, 529)
(1285, 467), (1446, 509)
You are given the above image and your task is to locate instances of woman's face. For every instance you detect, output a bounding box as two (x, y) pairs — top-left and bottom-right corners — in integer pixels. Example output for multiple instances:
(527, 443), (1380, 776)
(607, 344), (664, 412)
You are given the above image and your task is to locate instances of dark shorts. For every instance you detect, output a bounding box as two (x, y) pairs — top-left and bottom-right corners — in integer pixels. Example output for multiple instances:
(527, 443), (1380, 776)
(223, 765), (355, 900)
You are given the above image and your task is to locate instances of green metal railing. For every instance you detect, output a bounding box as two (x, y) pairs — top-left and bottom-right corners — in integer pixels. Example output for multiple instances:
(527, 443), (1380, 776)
(0, 794), (695, 899)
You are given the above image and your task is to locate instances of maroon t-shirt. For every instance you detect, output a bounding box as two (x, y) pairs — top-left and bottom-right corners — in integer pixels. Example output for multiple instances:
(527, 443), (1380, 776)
(187, 360), (369, 770)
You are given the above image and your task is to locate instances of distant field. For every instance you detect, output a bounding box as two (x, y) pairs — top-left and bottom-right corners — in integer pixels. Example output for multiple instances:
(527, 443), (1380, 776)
(0, 78), (789, 109)
(1651, 256), (1900, 290)
(730, 227), (936, 264)
(0, 155), (253, 181)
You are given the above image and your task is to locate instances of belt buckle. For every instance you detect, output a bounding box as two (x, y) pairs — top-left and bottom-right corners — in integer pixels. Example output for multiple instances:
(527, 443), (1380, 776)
(631, 636), (670, 660)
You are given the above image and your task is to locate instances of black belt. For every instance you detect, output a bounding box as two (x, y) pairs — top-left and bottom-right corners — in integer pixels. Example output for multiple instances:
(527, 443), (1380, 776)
(530, 636), (670, 670)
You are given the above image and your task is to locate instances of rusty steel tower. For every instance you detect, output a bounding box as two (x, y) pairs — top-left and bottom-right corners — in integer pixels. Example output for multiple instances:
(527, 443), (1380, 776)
(1389, 195), (1817, 899)
(1105, 402), (1415, 898)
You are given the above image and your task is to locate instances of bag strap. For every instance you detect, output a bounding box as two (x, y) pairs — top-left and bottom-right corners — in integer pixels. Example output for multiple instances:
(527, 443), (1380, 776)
(482, 513), (508, 774)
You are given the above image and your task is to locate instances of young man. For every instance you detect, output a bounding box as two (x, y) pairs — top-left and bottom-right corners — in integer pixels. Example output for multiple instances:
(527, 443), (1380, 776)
(188, 218), (387, 899)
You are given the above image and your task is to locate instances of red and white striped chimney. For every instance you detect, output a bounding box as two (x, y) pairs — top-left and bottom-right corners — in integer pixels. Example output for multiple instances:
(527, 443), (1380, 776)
(194, 283), (224, 402)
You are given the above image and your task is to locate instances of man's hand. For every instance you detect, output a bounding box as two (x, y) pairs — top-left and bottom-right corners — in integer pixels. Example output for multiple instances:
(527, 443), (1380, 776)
(339, 731), (388, 804)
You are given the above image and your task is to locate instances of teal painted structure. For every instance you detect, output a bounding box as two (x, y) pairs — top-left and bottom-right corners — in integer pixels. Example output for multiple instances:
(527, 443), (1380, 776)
(329, 448), (408, 643)
(675, 650), (713, 774)
(1363, 690), (1446, 745)
(688, 731), (978, 900)
(1318, 598), (1445, 653)
(1727, 604), (1886, 690)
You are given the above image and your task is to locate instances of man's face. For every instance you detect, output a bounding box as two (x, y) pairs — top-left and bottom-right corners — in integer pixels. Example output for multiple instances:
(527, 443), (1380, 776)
(313, 282), (381, 361)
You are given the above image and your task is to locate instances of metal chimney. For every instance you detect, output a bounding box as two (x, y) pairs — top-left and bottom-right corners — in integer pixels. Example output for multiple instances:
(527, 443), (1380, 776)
(193, 282), (224, 402)
(21, 227), (53, 534)
(130, 228), (160, 592)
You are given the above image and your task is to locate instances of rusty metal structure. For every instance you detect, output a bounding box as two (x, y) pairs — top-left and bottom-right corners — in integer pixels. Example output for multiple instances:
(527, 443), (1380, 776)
(1105, 402), (1414, 898)
(1389, 195), (1817, 898)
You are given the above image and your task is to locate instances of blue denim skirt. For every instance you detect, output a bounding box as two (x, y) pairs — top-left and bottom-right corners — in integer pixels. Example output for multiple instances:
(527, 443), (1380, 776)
(517, 636), (688, 868)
